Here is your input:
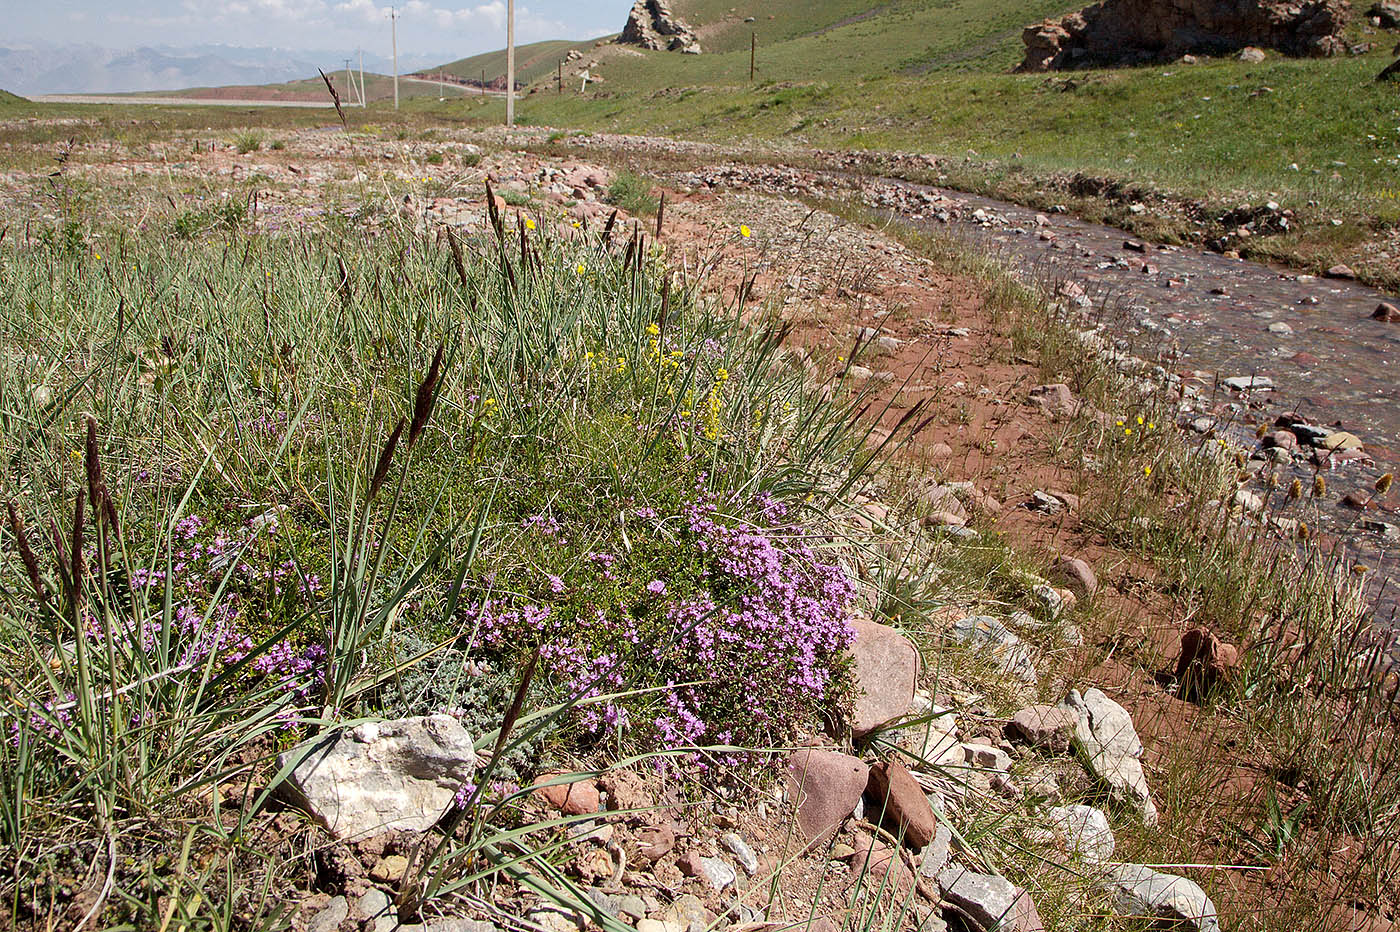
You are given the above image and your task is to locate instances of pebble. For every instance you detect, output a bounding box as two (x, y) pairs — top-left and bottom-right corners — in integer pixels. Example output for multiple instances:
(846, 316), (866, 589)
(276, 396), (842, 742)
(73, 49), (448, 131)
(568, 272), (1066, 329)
(720, 832), (759, 875)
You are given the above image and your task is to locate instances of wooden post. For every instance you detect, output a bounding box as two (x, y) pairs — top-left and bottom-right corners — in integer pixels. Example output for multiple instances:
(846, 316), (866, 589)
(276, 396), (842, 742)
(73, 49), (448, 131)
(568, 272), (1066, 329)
(481, 69), (486, 96)
(655, 191), (665, 238)
(750, 32), (756, 82)
(558, 60), (562, 94)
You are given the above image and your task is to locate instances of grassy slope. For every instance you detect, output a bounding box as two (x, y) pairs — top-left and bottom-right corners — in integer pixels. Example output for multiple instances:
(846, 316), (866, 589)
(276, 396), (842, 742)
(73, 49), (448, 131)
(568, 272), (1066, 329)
(434, 38), (607, 86)
(498, 0), (1400, 282)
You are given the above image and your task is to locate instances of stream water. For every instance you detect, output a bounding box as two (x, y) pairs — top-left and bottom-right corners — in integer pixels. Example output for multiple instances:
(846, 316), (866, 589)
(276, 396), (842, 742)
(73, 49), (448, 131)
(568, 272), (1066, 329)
(879, 177), (1400, 627)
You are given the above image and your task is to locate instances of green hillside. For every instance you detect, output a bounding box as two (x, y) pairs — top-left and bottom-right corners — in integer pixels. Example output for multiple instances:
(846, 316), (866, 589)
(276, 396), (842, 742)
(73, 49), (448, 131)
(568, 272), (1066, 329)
(434, 38), (606, 88)
(0, 89), (26, 107)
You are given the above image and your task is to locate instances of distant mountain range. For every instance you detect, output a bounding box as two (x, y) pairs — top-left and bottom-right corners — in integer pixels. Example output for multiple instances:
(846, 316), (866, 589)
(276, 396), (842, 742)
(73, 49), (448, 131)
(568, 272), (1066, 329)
(0, 43), (449, 96)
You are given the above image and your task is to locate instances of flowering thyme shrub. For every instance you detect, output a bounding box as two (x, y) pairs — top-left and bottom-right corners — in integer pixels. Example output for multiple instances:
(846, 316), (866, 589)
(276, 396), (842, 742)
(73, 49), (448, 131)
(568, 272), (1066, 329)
(463, 489), (857, 762)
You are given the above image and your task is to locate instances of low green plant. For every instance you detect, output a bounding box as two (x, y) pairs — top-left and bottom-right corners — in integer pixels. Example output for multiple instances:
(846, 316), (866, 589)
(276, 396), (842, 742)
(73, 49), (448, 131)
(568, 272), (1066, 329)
(606, 170), (660, 217)
(233, 130), (264, 154)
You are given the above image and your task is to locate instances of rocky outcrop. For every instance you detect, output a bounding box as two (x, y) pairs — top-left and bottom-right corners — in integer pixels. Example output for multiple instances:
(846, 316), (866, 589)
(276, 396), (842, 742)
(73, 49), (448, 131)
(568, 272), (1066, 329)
(618, 0), (702, 53)
(1018, 0), (1352, 71)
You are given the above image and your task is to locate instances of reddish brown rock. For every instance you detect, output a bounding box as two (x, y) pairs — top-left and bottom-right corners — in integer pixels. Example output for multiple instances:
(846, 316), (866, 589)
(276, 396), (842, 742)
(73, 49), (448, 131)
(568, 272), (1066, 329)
(786, 749), (870, 846)
(1373, 302), (1400, 322)
(844, 834), (915, 894)
(1028, 383), (1080, 419)
(847, 618), (920, 738)
(635, 824), (675, 861)
(1342, 492), (1371, 510)
(1174, 628), (1240, 701)
(866, 760), (937, 850)
(1050, 555), (1098, 596)
(1262, 429), (1299, 451)
(1007, 704), (1079, 753)
(533, 774), (601, 815)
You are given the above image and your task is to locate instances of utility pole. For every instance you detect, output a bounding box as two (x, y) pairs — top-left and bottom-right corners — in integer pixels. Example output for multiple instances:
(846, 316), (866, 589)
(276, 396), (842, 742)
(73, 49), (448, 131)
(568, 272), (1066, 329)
(390, 6), (399, 110)
(505, 0), (515, 125)
(358, 48), (365, 107)
(344, 58), (356, 106)
(750, 32), (756, 82)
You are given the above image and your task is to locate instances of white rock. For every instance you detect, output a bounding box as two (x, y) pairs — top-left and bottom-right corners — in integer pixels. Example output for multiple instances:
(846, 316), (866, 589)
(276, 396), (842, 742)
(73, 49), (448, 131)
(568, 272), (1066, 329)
(1047, 804), (1115, 863)
(1222, 375), (1273, 392)
(1104, 864), (1220, 931)
(278, 715), (476, 841)
(1061, 688), (1158, 825)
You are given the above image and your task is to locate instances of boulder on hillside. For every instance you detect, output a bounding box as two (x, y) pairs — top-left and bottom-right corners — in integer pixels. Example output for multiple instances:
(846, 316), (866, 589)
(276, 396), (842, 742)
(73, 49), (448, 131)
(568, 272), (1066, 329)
(618, 0), (702, 53)
(1371, 1), (1400, 27)
(1018, 0), (1352, 71)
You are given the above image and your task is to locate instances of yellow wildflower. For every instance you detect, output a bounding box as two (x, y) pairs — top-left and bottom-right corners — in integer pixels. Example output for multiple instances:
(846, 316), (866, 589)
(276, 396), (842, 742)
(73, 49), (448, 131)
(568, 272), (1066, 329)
(715, 368), (729, 382)
(1143, 465), (1152, 477)
(740, 225), (751, 238)
(525, 217), (537, 231)
(646, 323), (660, 336)
(577, 263), (586, 275)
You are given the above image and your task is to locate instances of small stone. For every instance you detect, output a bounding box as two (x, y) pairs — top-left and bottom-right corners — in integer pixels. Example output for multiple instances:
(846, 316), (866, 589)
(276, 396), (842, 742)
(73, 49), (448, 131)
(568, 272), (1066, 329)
(636, 824), (675, 861)
(922, 510), (967, 528)
(1238, 46), (1266, 62)
(1061, 688), (1158, 826)
(1104, 864), (1220, 931)
(938, 867), (1045, 932)
(1233, 489), (1264, 513)
(1007, 705), (1078, 752)
(1050, 556), (1097, 596)
(950, 615), (1037, 684)
(1174, 628), (1239, 701)
(308, 896), (349, 932)
(662, 893), (714, 932)
(1325, 263), (1355, 279)
(962, 743), (1012, 772)
(1222, 375), (1273, 392)
(1028, 383), (1079, 418)
(354, 888), (392, 922)
(917, 823), (953, 879)
(1268, 322), (1293, 334)
(1047, 804), (1116, 863)
(637, 920), (685, 932)
(277, 715), (477, 841)
(720, 833), (759, 875)
(1262, 430), (1298, 451)
(533, 775), (601, 815)
(1373, 301), (1400, 322)
(1321, 431), (1363, 451)
(369, 854), (409, 883)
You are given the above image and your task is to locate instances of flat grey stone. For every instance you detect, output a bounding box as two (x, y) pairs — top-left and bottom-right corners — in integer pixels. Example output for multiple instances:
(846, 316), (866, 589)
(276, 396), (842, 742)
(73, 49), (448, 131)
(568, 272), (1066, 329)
(694, 855), (736, 892)
(917, 823), (953, 879)
(937, 866), (1040, 931)
(1104, 864), (1220, 931)
(354, 889), (391, 921)
(308, 896), (348, 932)
(950, 615), (1037, 684)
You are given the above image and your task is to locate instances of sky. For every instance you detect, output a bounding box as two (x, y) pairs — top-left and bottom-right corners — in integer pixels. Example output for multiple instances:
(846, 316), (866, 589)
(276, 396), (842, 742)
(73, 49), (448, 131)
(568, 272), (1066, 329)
(4, 0), (631, 60)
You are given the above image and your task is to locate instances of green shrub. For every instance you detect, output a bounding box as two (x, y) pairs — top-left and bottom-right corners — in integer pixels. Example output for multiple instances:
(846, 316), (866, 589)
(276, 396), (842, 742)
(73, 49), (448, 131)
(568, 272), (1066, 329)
(233, 130), (263, 154)
(606, 170), (660, 216)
